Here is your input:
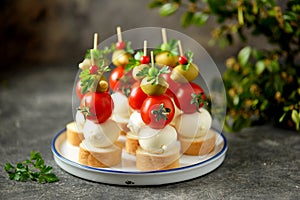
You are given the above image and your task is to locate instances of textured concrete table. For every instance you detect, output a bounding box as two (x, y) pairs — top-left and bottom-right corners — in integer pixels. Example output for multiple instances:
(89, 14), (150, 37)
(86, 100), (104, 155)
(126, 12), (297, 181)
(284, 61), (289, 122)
(0, 65), (299, 199)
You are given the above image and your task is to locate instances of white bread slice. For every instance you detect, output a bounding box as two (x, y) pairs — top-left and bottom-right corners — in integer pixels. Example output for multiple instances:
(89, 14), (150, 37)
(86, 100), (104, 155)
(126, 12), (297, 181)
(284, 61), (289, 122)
(136, 144), (180, 171)
(66, 121), (84, 146)
(179, 129), (216, 156)
(125, 132), (139, 155)
(78, 139), (122, 168)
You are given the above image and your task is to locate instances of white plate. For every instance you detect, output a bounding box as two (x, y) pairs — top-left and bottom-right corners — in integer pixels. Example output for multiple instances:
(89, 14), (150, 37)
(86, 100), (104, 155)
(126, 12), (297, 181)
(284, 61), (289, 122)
(51, 128), (227, 186)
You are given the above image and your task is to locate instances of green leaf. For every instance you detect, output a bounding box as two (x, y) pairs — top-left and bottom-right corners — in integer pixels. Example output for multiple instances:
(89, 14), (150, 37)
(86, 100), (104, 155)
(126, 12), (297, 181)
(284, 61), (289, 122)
(136, 67), (149, 77)
(181, 11), (194, 27)
(125, 58), (140, 72)
(148, 0), (164, 8)
(233, 95), (239, 106)
(30, 150), (39, 160)
(279, 113), (286, 122)
(159, 3), (179, 16)
(255, 60), (265, 75)
(35, 158), (44, 168)
(169, 40), (179, 56)
(238, 46), (252, 66)
(291, 110), (300, 130)
(42, 173), (59, 183)
(206, 0), (228, 14)
(42, 166), (53, 174)
(12, 173), (21, 181)
(252, 49), (264, 60)
(4, 151), (59, 184)
(151, 103), (170, 122)
(284, 21), (293, 33)
(182, 64), (190, 71)
(158, 66), (171, 75)
(134, 51), (143, 60)
(155, 39), (179, 56)
(125, 41), (134, 54)
(192, 12), (209, 26)
(260, 100), (269, 111)
(185, 50), (194, 62)
(283, 12), (297, 21)
(4, 163), (14, 172)
(270, 60), (280, 72)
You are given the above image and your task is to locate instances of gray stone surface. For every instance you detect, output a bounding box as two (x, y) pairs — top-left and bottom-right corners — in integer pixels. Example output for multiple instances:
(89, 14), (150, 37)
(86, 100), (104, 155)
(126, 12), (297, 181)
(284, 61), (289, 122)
(0, 65), (300, 200)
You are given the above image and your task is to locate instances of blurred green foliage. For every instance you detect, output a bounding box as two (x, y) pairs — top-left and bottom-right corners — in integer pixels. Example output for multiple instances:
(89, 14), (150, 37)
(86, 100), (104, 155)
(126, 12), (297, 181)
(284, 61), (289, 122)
(149, 0), (300, 132)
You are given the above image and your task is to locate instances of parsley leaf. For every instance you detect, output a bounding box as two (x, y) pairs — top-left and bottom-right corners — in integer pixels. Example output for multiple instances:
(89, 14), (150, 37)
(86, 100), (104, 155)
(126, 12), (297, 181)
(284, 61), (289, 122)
(4, 150), (59, 184)
(137, 65), (170, 85)
(182, 50), (194, 71)
(154, 39), (179, 56)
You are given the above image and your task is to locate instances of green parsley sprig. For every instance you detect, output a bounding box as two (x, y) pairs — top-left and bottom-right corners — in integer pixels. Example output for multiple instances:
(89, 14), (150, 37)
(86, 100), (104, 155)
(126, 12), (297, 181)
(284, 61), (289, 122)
(79, 66), (110, 94)
(191, 92), (208, 112)
(137, 65), (170, 85)
(182, 50), (194, 71)
(154, 39), (179, 56)
(85, 48), (111, 67)
(4, 150), (59, 184)
(124, 51), (144, 72)
(151, 103), (171, 122)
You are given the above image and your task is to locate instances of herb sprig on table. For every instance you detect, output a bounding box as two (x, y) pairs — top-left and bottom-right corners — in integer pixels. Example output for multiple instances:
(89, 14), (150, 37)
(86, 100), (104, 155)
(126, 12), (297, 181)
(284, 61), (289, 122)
(4, 150), (59, 183)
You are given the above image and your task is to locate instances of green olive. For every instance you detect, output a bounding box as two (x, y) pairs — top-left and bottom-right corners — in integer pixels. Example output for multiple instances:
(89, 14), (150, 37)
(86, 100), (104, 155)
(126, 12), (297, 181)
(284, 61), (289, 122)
(132, 64), (150, 81)
(112, 50), (132, 66)
(171, 63), (199, 83)
(95, 75), (108, 92)
(148, 67), (159, 77)
(155, 52), (178, 68)
(140, 76), (169, 96)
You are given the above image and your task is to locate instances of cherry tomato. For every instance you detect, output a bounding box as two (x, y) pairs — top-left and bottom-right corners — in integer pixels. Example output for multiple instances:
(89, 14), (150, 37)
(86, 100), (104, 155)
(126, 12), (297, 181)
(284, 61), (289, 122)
(178, 56), (188, 65)
(116, 41), (126, 50)
(89, 65), (98, 74)
(140, 55), (150, 64)
(75, 79), (84, 100)
(109, 66), (124, 91)
(161, 71), (180, 99)
(174, 82), (206, 113)
(128, 81), (148, 110)
(80, 91), (114, 123)
(140, 95), (175, 129)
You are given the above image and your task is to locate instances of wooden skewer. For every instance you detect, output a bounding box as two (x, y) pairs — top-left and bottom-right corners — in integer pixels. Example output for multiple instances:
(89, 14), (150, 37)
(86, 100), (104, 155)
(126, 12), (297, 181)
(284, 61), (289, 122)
(161, 28), (167, 44)
(93, 33), (98, 49)
(143, 40), (147, 56)
(117, 26), (122, 42)
(151, 51), (154, 68)
(91, 50), (95, 66)
(178, 40), (184, 56)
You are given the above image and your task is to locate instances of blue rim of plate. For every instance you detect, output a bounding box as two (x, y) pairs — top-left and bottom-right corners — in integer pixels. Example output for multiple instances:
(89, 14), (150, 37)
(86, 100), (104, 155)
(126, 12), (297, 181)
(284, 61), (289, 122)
(51, 127), (227, 175)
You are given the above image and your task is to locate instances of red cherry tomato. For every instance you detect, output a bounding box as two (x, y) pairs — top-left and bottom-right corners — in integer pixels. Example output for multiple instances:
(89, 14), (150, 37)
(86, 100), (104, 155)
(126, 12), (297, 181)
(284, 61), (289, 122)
(116, 41), (126, 50)
(89, 65), (98, 74)
(178, 56), (188, 65)
(140, 95), (175, 129)
(109, 66), (124, 91)
(140, 55), (150, 64)
(75, 79), (85, 100)
(128, 81), (148, 110)
(174, 82), (206, 113)
(80, 91), (114, 123)
(161, 71), (180, 99)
